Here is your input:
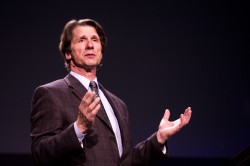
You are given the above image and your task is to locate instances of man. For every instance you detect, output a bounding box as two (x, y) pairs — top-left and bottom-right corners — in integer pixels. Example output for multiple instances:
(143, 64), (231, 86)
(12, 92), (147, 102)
(30, 18), (192, 166)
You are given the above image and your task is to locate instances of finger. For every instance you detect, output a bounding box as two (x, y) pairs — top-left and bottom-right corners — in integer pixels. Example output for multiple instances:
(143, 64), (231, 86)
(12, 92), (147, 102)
(178, 114), (185, 129)
(184, 107), (192, 122)
(163, 109), (171, 121)
(83, 91), (96, 105)
(184, 107), (191, 114)
(83, 91), (91, 100)
(79, 97), (101, 119)
(89, 97), (101, 111)
(79, 92), (96, 115)
(87, 98), (101, 121)
(180, 113), (185, 122)
(91, 102), (101, 116)
(179, 107), (192, 127)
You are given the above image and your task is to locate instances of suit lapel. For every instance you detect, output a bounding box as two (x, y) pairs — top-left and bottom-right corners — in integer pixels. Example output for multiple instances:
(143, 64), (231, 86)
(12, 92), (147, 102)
(64, 74), (87, 101)
(99, 84), (127, 145)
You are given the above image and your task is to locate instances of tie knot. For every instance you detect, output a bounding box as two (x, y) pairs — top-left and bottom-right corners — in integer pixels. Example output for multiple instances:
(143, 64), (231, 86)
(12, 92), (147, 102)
(89, 81), (98, 93)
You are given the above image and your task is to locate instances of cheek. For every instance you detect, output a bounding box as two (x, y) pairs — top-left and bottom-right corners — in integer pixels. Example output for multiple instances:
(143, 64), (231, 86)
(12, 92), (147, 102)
(97, 47), (103, 60)
(98, 53), (103, 62)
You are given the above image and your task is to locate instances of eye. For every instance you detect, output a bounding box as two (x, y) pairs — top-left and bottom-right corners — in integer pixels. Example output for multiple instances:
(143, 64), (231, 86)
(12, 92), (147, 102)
(78, 37), (87, 43)
(92, 36), (99, 42)
(79, 39), (85, 43)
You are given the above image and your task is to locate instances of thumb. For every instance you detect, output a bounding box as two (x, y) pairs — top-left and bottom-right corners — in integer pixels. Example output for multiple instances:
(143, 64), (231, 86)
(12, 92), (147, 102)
(163, 109), (170, 121)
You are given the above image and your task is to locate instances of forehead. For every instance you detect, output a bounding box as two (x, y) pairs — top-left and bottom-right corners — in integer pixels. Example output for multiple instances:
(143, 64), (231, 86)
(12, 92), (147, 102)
(72, 25), (99, 38)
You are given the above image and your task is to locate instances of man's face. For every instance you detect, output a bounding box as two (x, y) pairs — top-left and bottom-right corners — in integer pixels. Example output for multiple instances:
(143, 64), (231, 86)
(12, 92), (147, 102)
(66, 25), (102, 70)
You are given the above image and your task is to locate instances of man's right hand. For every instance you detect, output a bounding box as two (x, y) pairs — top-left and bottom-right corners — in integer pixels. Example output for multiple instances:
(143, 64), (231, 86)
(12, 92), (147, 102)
(76, 91), (101, 133)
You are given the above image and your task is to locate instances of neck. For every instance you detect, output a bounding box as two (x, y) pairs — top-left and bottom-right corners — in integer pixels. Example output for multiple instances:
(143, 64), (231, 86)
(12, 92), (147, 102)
(71, 65), (97, 81)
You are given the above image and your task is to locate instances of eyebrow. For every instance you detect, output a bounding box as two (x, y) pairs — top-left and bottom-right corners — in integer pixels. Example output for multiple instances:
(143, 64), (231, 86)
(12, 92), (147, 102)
(79, 34), (99, 39)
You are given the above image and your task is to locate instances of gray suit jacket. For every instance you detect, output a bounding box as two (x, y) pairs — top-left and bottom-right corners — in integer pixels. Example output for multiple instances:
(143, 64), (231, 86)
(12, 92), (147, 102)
(30, 74), (167, 166)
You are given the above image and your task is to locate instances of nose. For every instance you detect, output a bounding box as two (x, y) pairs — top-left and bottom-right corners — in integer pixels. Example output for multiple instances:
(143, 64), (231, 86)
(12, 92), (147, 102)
(86, 39), (94, 49)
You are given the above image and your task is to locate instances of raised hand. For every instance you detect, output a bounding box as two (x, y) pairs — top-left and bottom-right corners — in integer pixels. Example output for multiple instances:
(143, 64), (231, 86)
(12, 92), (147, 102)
(76, 91), (101, 133)
(157, 107), (192, 144)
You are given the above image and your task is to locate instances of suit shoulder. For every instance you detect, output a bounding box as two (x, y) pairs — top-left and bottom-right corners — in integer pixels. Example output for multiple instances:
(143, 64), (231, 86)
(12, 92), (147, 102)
(102, 87), (126, 107)
(99, 83), (124, 102)
(108, 91), (125, 104)
(34, 78), (67, 93)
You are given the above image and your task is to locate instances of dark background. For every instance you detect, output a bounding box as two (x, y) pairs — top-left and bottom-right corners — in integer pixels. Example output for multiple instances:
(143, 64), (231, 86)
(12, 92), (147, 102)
(0, 0), (249, 165)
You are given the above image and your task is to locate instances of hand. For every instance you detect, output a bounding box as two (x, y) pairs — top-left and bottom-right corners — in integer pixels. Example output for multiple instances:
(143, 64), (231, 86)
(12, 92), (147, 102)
(157, 107), (192, 144)
(76, 91), (101, 133)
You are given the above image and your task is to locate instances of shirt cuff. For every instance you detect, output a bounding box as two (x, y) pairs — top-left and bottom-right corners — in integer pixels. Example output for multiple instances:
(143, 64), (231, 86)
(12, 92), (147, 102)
(74, 122), (87, 148)
(162, 145), (167, 154)
(74, 122), (86, 141)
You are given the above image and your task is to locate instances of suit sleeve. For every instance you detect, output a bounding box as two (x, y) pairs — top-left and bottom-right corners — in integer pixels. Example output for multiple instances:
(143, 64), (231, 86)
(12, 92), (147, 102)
(30, 86), (83, 165)
(109, 92), (168, 166)
(131, 132), (168, 166)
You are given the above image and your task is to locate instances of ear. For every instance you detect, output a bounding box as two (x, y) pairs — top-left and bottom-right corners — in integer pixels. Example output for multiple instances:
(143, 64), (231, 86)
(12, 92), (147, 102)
(65, 52), (71, 60)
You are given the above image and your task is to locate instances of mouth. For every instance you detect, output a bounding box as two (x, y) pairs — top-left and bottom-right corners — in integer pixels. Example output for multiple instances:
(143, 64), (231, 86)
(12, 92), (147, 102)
(85, 54), (95, 58)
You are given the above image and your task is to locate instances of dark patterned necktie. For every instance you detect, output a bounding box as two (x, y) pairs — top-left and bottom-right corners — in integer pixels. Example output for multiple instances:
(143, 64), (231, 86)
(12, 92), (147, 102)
(89, 81), (111, 127)
(89, 81), (99, 99)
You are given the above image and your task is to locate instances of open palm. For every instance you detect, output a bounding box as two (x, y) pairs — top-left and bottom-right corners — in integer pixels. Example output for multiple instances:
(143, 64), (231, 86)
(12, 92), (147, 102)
(157, 107), (192, 144)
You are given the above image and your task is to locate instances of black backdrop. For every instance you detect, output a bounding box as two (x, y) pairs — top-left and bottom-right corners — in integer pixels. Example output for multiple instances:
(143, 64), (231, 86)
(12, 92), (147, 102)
(0, 0), (249, 165)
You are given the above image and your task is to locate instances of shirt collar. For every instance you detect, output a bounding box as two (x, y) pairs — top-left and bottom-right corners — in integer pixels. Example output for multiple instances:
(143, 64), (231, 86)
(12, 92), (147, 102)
(70, 71), (98, 90)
